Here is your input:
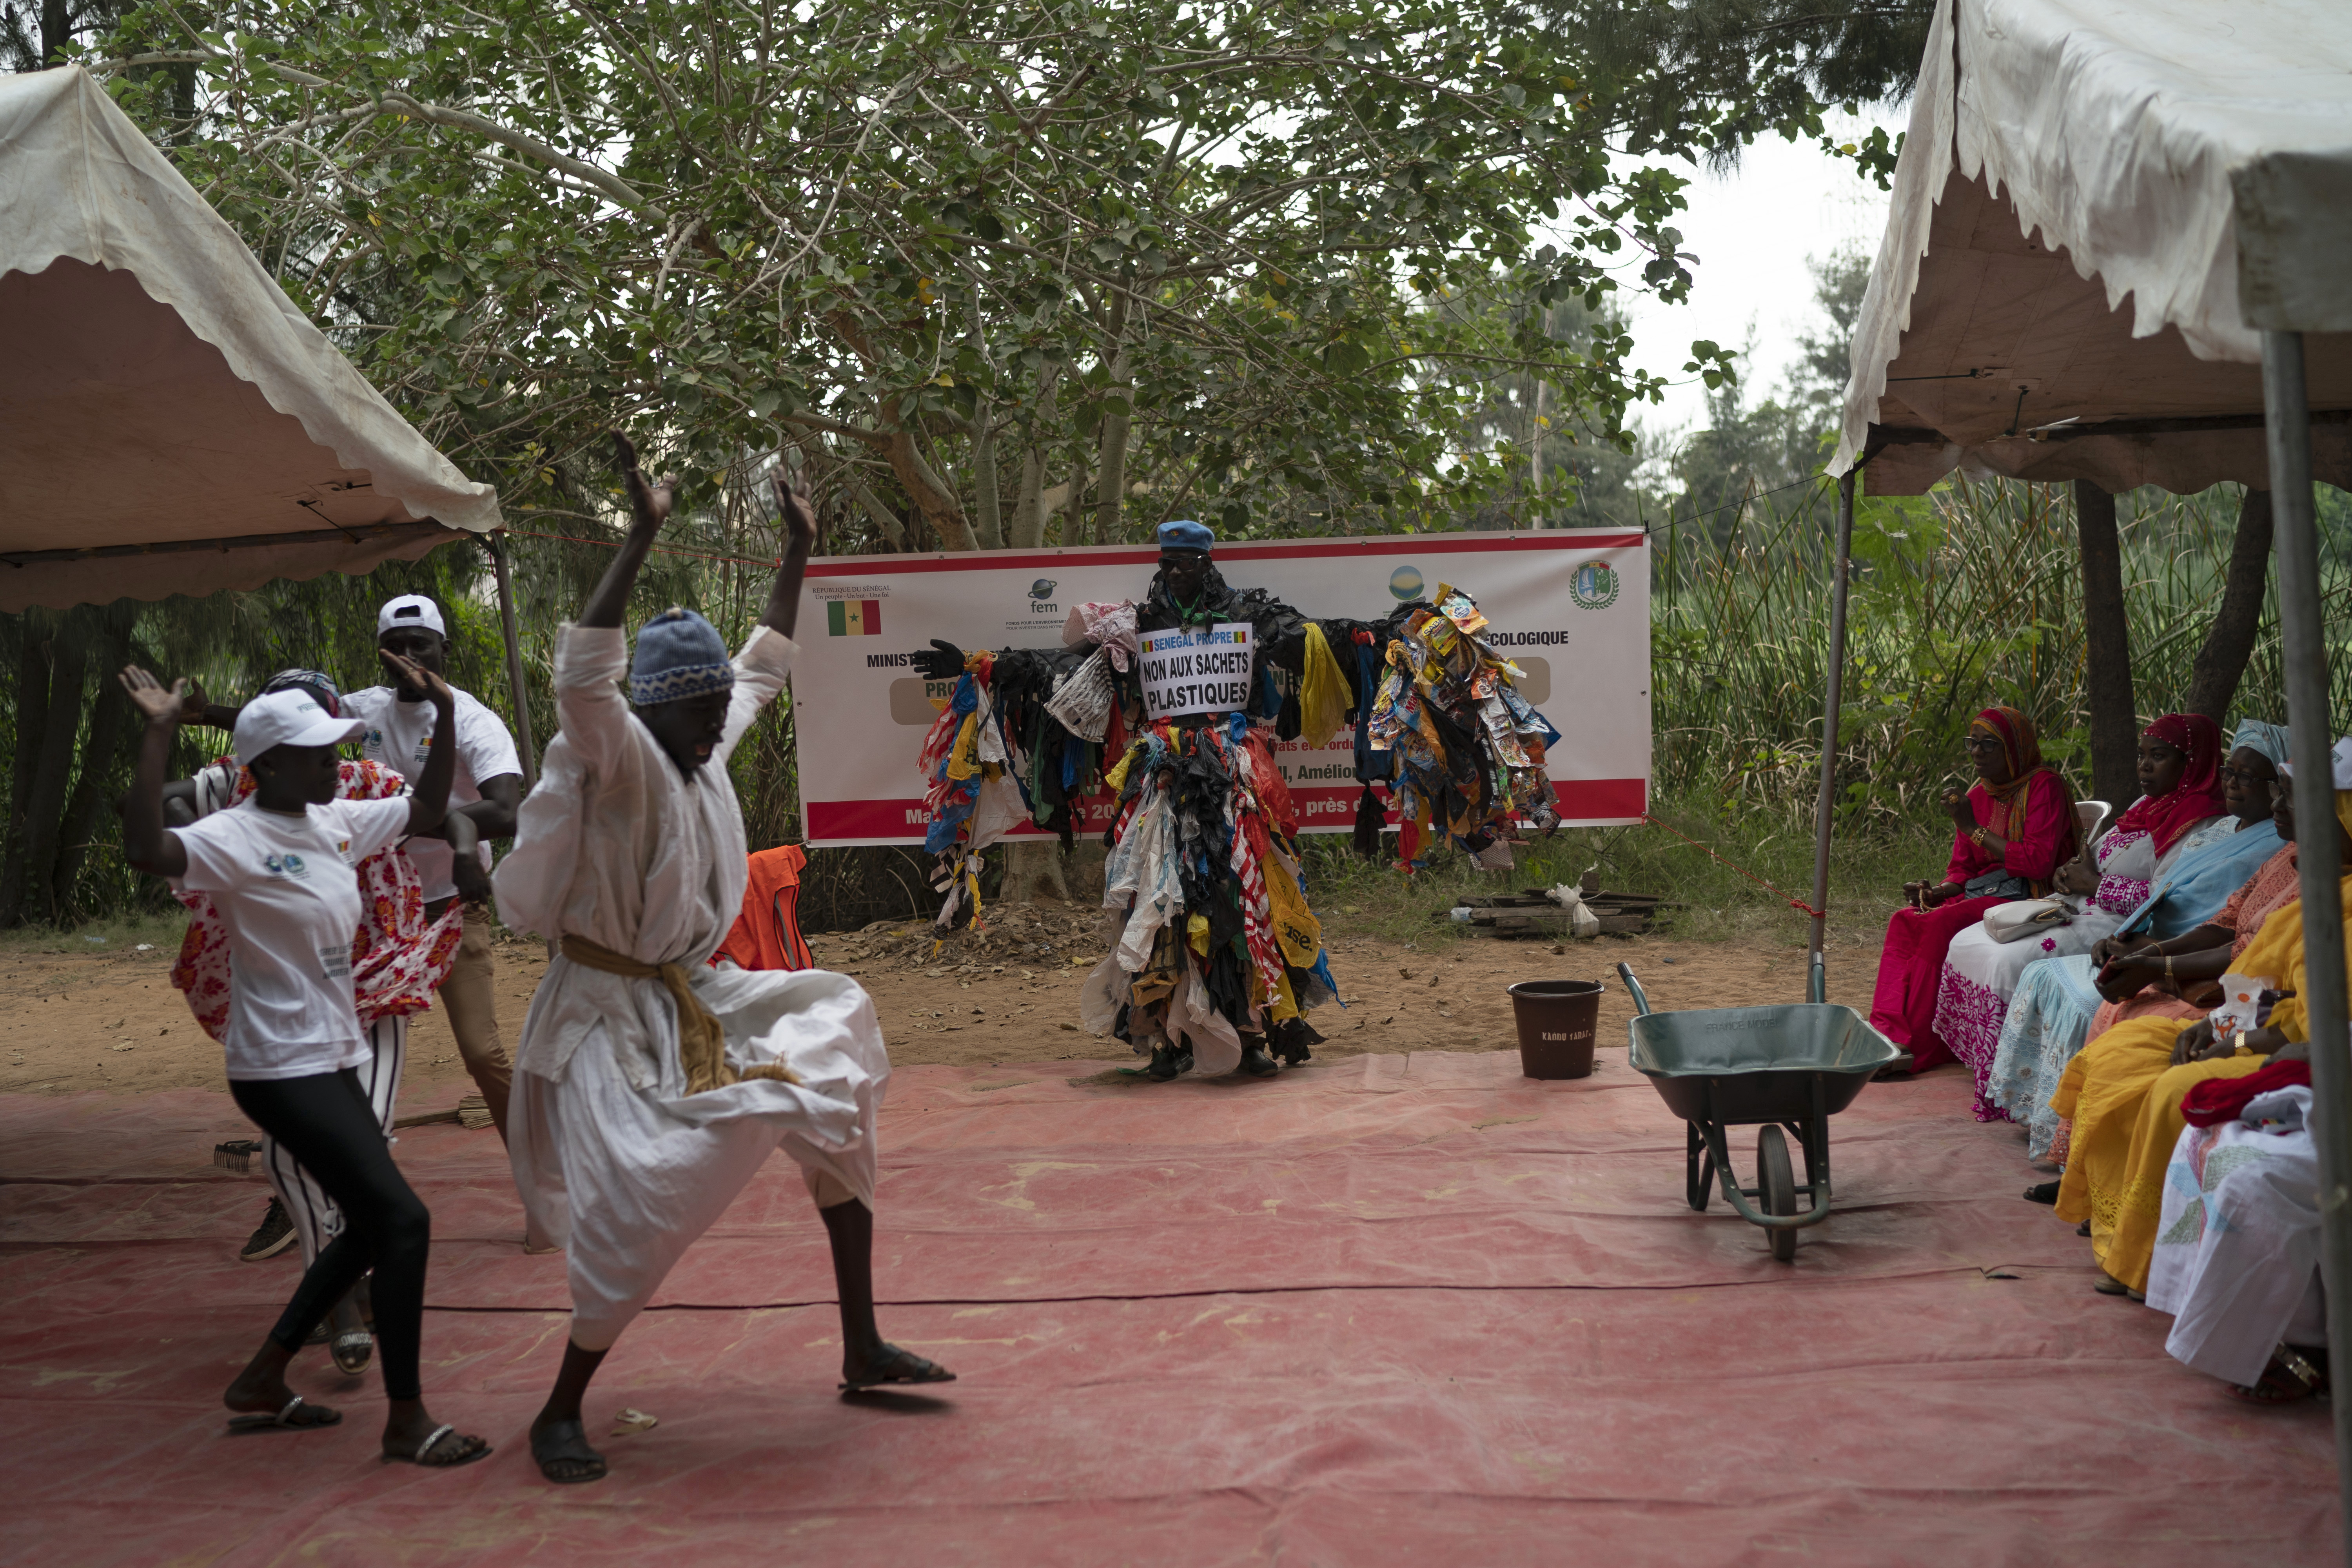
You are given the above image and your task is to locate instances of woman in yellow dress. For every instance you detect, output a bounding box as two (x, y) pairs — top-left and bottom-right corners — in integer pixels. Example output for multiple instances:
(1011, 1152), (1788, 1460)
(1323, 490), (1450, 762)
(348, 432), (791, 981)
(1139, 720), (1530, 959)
(2051, 756), (2352, 1297)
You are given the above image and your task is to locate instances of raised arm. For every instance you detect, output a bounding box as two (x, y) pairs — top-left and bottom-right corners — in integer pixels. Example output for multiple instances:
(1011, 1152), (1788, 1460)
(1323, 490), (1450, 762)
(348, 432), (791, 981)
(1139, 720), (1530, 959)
(581, 430), (672, 629)
(761, 465), (820, 640)
(118, 667), (190, 878)
(380, 649), (458, 836)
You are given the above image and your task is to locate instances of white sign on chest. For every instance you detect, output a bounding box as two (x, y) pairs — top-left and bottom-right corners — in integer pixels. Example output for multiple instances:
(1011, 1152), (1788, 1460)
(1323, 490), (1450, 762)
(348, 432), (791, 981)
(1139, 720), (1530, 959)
(1137, 621), (1254, 720)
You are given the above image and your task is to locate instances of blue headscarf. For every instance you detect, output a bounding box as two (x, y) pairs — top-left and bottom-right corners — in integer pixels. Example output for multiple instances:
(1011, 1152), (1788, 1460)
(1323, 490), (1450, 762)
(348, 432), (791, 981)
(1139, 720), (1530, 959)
(2232, 719), (2292, 769)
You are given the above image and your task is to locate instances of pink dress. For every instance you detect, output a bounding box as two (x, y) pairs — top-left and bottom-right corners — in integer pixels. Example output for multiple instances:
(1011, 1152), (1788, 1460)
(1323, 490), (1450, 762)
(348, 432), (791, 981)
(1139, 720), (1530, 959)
(1867, 772), (2074, 1071)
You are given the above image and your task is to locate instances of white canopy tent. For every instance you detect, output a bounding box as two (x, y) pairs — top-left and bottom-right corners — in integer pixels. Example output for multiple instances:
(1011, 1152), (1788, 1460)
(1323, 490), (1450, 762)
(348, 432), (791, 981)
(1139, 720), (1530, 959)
(1813, 1), (2352, 1536)
(0, 66), (503, 612)
(1831, 0), (2352, 494)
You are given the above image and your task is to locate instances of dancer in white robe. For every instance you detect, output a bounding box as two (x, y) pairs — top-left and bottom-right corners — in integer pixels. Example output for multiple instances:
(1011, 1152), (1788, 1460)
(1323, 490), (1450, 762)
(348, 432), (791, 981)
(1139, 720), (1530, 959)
(497, 434), (951, 1485)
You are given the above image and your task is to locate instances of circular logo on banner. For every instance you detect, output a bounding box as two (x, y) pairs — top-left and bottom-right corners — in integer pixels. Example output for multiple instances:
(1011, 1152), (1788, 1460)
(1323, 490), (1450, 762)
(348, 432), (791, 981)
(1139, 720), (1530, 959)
(1388, 565), (1425, 601)
(1570, 559), (1620, 610)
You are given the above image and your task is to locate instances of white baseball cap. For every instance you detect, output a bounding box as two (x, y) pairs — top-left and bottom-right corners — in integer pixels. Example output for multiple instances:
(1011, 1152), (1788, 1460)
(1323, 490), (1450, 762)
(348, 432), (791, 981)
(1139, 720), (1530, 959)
(233, 690), (366, 767)
(2276, 736), (2352, 789)
(378, 594), (448, 637)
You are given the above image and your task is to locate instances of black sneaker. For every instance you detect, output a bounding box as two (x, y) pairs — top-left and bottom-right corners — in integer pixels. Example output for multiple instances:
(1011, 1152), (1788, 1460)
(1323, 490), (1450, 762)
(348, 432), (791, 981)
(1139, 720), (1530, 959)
(240, 1198), (296, 1262)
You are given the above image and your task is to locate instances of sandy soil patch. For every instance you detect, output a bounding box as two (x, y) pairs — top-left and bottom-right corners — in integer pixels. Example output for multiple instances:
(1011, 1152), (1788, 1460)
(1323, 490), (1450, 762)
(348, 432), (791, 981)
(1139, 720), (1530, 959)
(0, 899), (1883, 1102)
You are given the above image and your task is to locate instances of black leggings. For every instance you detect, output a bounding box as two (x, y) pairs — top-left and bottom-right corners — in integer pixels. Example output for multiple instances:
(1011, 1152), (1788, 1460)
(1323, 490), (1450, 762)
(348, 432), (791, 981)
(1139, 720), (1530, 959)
(230, 1067), (431, 1400)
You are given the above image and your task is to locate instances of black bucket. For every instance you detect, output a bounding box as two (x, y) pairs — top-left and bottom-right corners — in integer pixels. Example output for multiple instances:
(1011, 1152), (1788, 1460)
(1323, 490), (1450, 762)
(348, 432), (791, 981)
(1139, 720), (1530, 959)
(1508, 979), (1602, 1079)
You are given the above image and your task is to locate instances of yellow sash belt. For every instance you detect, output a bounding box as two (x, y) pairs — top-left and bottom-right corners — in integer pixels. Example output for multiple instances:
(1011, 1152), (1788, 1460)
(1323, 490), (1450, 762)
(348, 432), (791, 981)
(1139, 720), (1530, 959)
(560, 934), (799, 1094)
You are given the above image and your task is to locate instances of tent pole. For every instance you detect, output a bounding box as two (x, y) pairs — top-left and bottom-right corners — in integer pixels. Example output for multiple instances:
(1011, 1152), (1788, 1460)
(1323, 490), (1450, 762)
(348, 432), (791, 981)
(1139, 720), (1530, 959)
(1808, 470), (1857, 1005)
(2263, 327), (2352, 1542)
(487, 531), (539, 794)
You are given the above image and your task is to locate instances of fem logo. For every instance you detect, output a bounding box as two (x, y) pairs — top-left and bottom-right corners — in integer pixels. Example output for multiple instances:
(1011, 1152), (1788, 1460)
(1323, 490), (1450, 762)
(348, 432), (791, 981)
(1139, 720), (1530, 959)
(1388, 565), (1424, 601)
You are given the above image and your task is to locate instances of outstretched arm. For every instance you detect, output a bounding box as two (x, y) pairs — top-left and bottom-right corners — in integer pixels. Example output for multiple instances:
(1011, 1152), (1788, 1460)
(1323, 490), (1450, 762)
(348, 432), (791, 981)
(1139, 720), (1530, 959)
(582, 430), (672, 629)
(119, 668), (190, 878)
(380, 650), (459, 836)
(761, 465), (821, 640)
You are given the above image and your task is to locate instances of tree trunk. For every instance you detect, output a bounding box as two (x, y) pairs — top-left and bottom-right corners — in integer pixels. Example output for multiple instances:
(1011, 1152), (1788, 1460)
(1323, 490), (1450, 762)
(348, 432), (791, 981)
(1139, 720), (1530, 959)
(0, 623), (55, 925)
(1008, 365), (1062, 550)
(2185, 487), (2274, 725)
(2076, 480), (2139, 806)
(1094, 307), (1134, 546)
(829, 448), (904, 549)
(50, 603), (142, 918)
(971, 405), (1004, 550)
(1000, 841), (1070, 904)
(1064, 447), (1089, 548)
(8, 612), (96, 926)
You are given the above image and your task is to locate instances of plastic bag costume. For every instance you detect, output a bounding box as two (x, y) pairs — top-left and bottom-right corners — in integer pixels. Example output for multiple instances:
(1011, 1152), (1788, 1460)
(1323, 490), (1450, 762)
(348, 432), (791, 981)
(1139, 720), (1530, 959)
(915, 527), (1560, 1076)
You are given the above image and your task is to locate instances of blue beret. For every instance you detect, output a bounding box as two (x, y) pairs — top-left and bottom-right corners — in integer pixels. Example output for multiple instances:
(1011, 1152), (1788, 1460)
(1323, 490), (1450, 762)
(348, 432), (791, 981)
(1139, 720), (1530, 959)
(631, 606), (735, 706)
(1156, 519), (1215, 553)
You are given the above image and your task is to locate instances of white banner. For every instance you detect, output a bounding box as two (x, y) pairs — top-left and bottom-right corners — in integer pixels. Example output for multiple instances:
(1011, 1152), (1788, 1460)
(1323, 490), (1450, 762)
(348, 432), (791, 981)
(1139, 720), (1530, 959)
(791, 530), (1650, 846)
(1138, 622), (1252, 719)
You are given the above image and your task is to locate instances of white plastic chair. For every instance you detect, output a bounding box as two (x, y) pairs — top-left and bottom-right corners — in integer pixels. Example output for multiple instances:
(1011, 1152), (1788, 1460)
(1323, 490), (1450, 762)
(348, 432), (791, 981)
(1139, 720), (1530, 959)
(2075, 799), (2112, 847)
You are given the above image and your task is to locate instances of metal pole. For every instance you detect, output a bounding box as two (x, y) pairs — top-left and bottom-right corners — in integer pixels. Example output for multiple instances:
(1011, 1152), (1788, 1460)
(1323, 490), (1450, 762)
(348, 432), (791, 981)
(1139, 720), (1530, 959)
(1808, 470), (1857, 1005)
(2263, 327), (2352, 1537)
(486, 530), (540, 794)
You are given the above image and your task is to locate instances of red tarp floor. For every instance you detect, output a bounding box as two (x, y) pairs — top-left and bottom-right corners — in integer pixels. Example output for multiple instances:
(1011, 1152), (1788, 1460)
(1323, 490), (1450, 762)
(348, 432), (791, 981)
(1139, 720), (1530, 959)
(2, 1049), (2338, 1565)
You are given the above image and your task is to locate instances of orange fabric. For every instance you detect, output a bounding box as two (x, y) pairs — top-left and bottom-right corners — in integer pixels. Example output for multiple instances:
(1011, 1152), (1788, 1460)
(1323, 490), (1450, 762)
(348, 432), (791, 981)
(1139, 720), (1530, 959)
(716, 844), (815, 971)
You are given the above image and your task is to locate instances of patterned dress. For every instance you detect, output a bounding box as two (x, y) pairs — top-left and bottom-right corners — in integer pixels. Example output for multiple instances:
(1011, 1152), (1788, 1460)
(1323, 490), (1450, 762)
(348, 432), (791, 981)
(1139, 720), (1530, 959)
(171, 757), (461, 1037)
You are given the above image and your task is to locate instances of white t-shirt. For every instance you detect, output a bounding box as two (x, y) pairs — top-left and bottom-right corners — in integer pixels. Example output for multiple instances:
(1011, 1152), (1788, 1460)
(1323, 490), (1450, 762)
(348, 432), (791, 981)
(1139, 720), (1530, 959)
(169, 796), (416, 1080)
(342, 684), (522, 902)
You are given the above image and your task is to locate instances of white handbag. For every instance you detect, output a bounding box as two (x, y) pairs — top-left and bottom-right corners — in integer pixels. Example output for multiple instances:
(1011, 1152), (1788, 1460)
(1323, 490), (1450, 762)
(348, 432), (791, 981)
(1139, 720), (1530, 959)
(1982, 897), (2074, 944)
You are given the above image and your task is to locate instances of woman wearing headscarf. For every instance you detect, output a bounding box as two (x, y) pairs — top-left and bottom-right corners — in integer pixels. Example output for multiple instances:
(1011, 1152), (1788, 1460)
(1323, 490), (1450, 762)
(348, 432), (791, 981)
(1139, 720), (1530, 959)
(1935, 714), (2231, 1115)
(1984, 722), (2291, 1164)
(2049, 740), (2352, 1299)
(1868, 708), (2081, 1071)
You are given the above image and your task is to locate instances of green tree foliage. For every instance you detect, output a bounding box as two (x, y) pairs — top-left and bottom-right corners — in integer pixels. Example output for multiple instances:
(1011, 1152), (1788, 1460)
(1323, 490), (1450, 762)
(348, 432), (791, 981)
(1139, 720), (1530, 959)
(80, 0), (1789, 547)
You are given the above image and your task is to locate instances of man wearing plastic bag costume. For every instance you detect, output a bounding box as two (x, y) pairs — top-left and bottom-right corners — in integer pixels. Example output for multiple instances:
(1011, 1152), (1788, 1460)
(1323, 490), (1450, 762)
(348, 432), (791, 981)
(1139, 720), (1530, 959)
(497, 435), (950, 1486)
(912, 520), (1341, 1082)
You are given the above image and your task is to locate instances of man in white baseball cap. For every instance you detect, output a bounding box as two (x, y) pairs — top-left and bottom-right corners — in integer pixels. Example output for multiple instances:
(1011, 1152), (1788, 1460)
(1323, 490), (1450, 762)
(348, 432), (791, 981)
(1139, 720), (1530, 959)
(341, 593), (527, 1150)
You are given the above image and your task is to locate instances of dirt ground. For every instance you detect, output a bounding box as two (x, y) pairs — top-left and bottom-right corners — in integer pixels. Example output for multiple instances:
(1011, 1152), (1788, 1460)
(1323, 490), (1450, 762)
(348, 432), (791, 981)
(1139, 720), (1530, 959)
(0, 901), (1884, 1103)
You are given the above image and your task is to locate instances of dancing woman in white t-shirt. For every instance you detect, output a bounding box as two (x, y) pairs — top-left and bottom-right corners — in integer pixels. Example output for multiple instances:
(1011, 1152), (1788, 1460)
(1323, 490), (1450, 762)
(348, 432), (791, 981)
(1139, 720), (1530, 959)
(120, 653), (490, 1469)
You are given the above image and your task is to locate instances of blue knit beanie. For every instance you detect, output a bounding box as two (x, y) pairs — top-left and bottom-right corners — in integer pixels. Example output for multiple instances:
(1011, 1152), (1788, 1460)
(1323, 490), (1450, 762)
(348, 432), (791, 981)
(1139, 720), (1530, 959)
(631, 607), (734, 706)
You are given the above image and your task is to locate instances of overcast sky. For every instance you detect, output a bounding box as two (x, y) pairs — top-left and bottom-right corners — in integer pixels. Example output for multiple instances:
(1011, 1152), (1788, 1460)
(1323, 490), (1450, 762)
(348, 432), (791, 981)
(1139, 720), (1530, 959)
(1601, 108), (1907, 440)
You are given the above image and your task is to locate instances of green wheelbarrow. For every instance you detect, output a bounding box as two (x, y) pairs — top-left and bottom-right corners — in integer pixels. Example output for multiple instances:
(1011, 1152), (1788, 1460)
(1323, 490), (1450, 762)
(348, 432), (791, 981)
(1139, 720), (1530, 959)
(1615, 961), (1908, 1261)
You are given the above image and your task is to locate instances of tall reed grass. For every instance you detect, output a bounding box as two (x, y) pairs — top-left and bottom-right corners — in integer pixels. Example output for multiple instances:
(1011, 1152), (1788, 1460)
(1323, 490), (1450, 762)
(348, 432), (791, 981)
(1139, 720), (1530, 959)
(1651, 477), (2352, 833)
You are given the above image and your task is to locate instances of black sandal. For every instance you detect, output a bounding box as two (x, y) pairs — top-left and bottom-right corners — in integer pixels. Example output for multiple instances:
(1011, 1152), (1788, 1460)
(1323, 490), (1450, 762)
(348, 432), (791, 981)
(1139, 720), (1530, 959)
(531, 1418), (608, 1484)
(2024, 1181), (2060, 1205)
(840, 1345), (958, 1393)
(226, 1394), (341, 1434)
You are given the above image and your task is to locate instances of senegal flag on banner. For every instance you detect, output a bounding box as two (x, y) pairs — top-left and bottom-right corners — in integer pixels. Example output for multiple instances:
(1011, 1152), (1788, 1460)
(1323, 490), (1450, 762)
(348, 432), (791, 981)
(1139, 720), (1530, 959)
(826, 599), (882, 636)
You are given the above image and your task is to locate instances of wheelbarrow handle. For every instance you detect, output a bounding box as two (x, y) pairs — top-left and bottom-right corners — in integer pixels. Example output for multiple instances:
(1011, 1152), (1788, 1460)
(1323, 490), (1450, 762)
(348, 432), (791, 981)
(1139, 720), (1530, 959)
(1615, 962), (1651, 1016)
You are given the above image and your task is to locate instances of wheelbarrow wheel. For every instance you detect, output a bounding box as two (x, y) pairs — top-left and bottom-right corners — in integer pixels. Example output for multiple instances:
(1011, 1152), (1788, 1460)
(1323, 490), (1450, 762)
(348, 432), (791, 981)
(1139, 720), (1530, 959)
(1757, 1124), (1797, 1263)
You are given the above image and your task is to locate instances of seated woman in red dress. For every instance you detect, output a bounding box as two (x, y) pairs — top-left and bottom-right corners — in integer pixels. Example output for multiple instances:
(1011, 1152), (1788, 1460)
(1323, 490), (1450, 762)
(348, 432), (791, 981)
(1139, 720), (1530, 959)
(1869, 706), (2081, 1071)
